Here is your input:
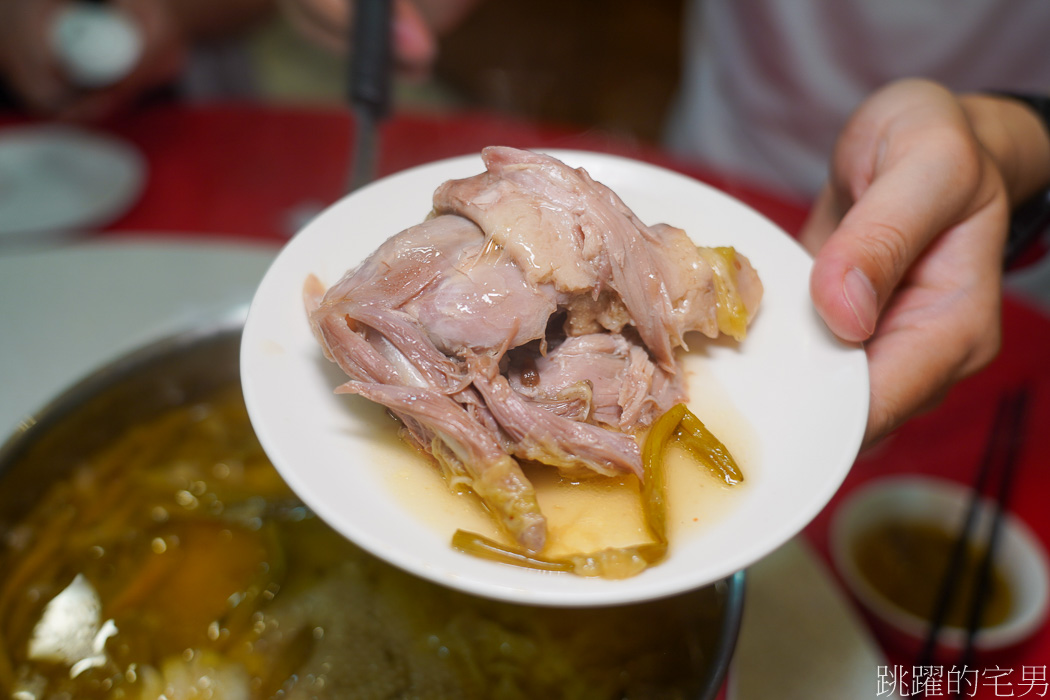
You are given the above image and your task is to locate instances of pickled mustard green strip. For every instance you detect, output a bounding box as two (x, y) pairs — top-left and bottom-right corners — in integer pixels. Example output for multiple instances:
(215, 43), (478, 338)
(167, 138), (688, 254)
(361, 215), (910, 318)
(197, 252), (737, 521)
(567, 542), (666, 579)
(452, 530), (575, 573)
(674, 410), (744, 486)
(641, 403), (687, 544)
(452, 531), (666, 579)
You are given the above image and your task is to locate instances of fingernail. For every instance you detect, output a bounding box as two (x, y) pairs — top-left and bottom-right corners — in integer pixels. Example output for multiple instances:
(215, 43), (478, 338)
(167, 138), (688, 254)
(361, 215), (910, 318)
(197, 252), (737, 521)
(843, 267), (877, 336)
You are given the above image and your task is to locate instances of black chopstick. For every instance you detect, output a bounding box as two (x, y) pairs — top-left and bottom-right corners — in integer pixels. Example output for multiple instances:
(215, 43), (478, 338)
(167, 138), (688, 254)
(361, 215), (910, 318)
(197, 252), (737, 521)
(956, 390), (1029, 670)
(914, 388), (1030, 696)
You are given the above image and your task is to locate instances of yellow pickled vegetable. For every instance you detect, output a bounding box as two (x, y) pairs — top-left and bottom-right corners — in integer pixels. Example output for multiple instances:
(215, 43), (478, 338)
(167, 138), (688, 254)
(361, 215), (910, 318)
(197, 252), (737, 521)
(452, 531), (663, 579)
(675, 410), (744, 486)
(453, 404), (742, 578)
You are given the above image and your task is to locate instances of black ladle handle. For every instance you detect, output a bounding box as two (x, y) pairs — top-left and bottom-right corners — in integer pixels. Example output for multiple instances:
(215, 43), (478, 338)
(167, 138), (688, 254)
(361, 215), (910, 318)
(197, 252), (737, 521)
(349, 0), (393, 120)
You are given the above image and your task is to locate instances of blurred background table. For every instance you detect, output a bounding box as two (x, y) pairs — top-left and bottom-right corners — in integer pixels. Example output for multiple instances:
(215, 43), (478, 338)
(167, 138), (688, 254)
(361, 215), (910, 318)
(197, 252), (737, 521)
(2, 102), (1049, 699)
(1, 102), (810, 243)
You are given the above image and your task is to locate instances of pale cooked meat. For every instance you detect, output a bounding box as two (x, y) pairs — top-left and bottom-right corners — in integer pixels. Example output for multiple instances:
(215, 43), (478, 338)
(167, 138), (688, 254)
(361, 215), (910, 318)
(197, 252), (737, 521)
(561, 290), (631, 337)
(433, 146), (762, 369)
(650, 223), (763, 342)
(468, 355), (643, 480)
(434, 151), (601, 294)
(307, 147), (763, 553)
(506, 334), (686, 433)
(307, 215), (547, 548)
(731, 251), (764, 320)
(434, 147), (678, 369)
(315, 214), (556, 360)
(311, 215), (474, 392)
(338, 380), (546, 552)
(320, 214), (477, 310)
(401, 237), (558, 357)
(649, 223), (720, 339)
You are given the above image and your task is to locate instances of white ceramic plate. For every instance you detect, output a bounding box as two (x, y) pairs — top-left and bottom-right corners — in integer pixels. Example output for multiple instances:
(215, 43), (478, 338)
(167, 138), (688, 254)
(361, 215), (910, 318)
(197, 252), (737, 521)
(0, 125), (145, 239)
(241, 150), (869, 607)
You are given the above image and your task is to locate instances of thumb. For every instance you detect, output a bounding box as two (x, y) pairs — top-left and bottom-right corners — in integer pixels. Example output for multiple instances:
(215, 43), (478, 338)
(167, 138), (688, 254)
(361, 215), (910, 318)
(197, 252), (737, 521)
(809, 151), (976, 343)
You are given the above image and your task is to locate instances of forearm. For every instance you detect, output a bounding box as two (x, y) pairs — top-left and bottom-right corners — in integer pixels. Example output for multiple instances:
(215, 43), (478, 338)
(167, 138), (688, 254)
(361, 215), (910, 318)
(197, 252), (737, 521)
(959, 92), (1050, 206)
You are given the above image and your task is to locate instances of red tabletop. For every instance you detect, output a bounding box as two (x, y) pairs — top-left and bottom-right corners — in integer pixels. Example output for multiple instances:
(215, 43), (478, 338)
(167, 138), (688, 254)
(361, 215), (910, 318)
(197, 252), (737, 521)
(807, 296), (1050, 694)
(5, 102), (1048, 698)
(61, 102), (811, 244)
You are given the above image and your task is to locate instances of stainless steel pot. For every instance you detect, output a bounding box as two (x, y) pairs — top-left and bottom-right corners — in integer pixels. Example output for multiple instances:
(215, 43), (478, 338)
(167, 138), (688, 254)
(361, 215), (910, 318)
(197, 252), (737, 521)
(0, 325), (744, 699)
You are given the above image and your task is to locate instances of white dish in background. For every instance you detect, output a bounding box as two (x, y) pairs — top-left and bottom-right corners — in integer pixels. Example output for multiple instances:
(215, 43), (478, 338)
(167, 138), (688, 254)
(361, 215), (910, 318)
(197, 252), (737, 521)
(241, 150), (869, 607)
(0, 125), (145, 239)
(0, 239), (278, 437)
(51, 3), (143, 88)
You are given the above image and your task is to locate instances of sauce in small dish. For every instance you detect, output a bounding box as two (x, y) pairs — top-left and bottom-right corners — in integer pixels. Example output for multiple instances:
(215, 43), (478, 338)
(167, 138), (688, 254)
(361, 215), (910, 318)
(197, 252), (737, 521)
(831, 475), (1050, 657)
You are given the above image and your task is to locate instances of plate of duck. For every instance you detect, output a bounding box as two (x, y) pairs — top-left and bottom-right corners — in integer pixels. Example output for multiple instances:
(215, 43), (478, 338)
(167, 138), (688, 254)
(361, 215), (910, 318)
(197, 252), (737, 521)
(241, 147), (869, 607)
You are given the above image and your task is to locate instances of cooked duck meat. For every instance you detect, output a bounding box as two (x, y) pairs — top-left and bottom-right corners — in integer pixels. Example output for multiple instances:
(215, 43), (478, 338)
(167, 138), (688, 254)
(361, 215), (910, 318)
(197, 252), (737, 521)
(307, 147), (763, 553)
(506, 334), (686, 434)
(337, 379), (546, 552)
(433, 146), (763, 367)
(469, 353), (644, 480)
(401, 231), (559, 358)
(648, 223), (763, 342)
(306, 215), (547, 548)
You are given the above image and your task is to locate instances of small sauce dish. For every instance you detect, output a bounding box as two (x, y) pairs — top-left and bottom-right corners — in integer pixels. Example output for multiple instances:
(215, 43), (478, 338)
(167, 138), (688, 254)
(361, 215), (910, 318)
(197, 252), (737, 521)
(830, 475), (1050, 659)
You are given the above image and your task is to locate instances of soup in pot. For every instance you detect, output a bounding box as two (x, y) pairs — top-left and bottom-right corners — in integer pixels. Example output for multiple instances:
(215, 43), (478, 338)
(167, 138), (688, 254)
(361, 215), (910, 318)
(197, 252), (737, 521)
(0, 379), (734, 700)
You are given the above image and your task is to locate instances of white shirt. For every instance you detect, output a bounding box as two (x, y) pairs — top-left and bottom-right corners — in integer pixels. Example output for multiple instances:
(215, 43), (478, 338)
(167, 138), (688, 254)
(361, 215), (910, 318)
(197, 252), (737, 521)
(665, 0), (1050, 199)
